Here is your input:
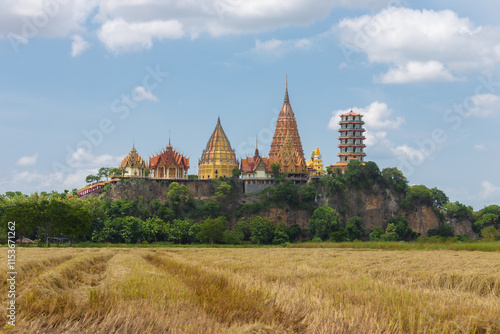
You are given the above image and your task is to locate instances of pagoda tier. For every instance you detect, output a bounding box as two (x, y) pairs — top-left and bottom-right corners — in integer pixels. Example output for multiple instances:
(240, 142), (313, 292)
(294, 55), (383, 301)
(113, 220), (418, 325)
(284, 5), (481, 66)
(268, 80), (307, 175)
(149, 140), (190, 179)
(329, 110), (367, 171)
(198, 117), (238, 179)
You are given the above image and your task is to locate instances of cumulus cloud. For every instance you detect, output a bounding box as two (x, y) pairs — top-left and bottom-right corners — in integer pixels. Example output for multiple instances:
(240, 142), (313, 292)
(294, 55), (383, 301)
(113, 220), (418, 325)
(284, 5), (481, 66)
(480, 181), (500, 200)
(467, 94), (500, 117)
(328, 101), (403, 147)
(132, 86), (158, 102)
(252, 37), (312, 57)
(376, 61), (457, 83)
(0, 0), (398, 54)
(336, 7), (500, 82)
(97, 19), (184, 54)
(71, 34), (90, 57)
(16, 153), (38, 166)
(66, 148), (124, 169)
(391, 144), (427, 164)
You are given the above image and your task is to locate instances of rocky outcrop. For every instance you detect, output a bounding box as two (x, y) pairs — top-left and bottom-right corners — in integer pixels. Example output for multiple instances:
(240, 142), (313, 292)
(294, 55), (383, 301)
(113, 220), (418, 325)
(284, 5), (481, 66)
(449, 217), (478, 239)
(83, 178), (471, 237)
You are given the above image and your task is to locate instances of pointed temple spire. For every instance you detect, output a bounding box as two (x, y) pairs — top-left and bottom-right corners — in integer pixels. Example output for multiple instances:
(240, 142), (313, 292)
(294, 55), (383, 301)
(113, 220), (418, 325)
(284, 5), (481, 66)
(255, 136), (260, 157)
(269, 78), (307, 174)
(284, 75), (290, 104)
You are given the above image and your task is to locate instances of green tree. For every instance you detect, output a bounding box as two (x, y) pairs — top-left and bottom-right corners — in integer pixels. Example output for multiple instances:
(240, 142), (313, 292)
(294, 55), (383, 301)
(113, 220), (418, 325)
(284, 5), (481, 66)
(197, 217), (226, 245)
(444, 201), (473, 220)
(309, 206), (341, 240)
(98, 167), (112, 181)
(142, 217), (167, 242)
(285, 224), (301, 242)
(381, 167), (408, 192)
(232, 168), (241, 178)
(169, 219), (197, 244)
(215, 182), (233, 201)
(249, 216), (275, 244)
(85, 174), (99, 185)
(369, 226), (384, 241)
(406, 185), (433, 206)
(481, 226), (499, 240)
(1, 201), (41, 243)
(345, 216), (364, 240)
(430, 187), (449, 208)
(167, 182), (191, 216)
(235, 218), (253, 241)
(272, 222), (289, 244)
(428, 223), (454, 238)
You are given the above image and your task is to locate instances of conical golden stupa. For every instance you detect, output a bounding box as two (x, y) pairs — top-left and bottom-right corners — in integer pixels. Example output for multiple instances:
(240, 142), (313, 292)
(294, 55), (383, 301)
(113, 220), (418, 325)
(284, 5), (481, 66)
(198, 117), (238, 179)
(119, 144), (147, 177)
(269, 79), (307, 174)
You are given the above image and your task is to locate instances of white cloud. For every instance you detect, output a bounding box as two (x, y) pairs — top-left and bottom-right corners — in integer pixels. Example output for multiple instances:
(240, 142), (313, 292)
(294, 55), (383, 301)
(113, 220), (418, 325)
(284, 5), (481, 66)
(252, 37), (312, 57)
(328, 101), (403, 147)
(133, 86), (158, 102)
(391, 144), (427, 164)
(467, 94), (500, 117)
(71, 34), (90, 57)
(474, 144), (486, 151)
(336, 7), (500, 82)
(376, 61), (457, 83)
(0, 0), (398, 54)
(480, 181), (500, 200)
(97, 18), (184, 54)
(67, 148), (124, 169)
(16, 153), (38, 166)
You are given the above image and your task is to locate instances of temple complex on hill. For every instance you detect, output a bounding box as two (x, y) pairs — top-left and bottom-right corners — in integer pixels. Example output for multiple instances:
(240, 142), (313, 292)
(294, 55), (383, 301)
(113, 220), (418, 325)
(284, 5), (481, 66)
(307, 147), (326, 177)
(329, 110), (366, 172)
(119, 145), (148, 177)
(198, 117), (239, 179)
(149, 140), (190, 179)
(268, 80), (307, 178)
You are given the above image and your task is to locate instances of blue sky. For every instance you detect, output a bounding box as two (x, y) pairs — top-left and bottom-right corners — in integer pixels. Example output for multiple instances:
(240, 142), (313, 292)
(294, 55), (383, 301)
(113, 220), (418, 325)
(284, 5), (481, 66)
(1, 0), (500, 210)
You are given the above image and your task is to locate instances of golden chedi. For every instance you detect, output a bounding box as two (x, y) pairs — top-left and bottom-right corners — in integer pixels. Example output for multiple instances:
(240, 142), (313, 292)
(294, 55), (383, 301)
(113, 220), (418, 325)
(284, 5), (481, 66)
(198, 117), (238, 179)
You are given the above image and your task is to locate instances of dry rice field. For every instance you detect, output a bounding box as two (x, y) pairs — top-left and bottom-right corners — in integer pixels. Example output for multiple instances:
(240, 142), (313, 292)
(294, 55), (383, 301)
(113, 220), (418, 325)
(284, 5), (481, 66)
(1, 247), (500, 333)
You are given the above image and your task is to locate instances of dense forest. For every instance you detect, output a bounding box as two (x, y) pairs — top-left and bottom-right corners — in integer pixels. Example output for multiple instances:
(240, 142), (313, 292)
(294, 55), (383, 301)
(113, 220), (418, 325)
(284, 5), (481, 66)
(1, 160), (499, 245)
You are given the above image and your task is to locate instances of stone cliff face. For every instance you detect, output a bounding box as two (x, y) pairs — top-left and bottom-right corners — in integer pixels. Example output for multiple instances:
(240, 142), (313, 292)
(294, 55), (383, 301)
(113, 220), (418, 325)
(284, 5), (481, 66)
(449, 217), (478, 239)
(83, 178), (218, 203)
(83, 179), (475, 237)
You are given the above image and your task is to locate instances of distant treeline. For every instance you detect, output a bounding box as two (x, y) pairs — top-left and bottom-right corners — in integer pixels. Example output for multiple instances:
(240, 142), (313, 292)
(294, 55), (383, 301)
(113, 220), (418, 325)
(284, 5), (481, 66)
(1, 161), (499, 245)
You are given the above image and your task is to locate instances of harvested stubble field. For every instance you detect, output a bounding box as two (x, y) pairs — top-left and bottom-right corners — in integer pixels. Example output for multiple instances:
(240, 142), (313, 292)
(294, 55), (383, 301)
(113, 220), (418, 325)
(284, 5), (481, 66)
(1, 247), (500, 333)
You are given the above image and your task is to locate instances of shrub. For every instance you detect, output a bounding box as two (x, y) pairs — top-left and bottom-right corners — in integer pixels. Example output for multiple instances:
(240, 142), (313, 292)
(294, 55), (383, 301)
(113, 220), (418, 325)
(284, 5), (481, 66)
(346, 216), (364, 240)
(481, 226), (499, 240)
(309, 206), (341, 240)
(330, 228), (348, 242)
(249, 217), (275, 244)
(369, 226), (384, 241)
(272, 222), (289, 245)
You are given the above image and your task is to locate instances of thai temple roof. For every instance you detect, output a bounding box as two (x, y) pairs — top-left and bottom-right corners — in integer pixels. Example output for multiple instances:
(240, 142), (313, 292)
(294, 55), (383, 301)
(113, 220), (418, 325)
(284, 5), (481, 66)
(199, 117), (237, 165)
(149, 139), (190, 170)
(120, 144), (147, 169)
(241, 141), (272, 173)
(341, 110), (363, 117)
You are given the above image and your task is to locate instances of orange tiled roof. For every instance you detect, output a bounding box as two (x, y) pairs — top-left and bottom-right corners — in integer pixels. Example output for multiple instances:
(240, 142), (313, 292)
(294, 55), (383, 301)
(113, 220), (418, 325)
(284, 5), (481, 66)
(149, 143), (190, 170)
